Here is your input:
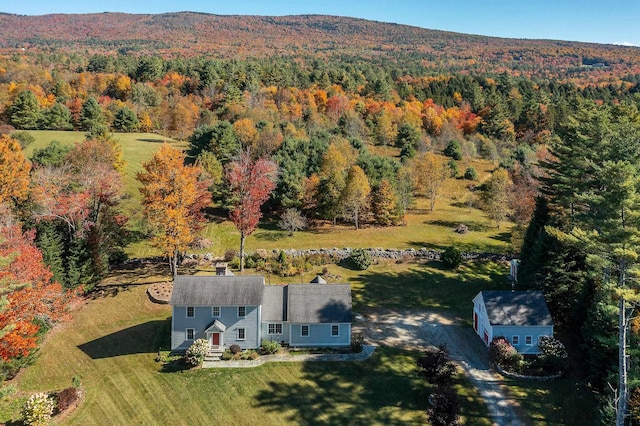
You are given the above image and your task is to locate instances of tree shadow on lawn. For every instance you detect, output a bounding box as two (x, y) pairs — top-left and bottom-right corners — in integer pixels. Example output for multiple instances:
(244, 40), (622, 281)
(135, 138), (168, 143)
(490, 231), (511, 243)
(255, 347), (428, 425)
(253, 230), (287, 241)
(424, 219), (491, 233)
(350, 261), (509, 320)
(77, 318), (170, 359)
(101, 261), (171, 288)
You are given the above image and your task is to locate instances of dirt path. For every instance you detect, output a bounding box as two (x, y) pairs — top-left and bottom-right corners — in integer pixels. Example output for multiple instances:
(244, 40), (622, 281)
(356, 309), (528, 426)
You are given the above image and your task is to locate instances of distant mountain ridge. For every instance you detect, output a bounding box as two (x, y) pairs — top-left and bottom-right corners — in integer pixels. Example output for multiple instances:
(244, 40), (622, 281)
(0, 12), (638, 80)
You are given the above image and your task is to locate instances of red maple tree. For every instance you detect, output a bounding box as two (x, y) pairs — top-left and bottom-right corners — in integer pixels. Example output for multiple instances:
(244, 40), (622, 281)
(226, 152), (277, 272)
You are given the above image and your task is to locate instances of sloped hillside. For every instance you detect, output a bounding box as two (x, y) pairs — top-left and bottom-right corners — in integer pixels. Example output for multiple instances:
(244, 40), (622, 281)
(0, 12), (638, 83)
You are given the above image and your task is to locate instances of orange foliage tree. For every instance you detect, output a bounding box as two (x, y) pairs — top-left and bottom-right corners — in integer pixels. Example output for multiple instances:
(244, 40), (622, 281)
(137, 144), (211, 277)
(0, 224), (77, 362)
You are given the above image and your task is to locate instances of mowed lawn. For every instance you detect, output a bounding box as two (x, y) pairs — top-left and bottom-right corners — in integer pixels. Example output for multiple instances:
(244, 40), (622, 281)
(1, 272), (494, 425)
(0, 258), (590, 425)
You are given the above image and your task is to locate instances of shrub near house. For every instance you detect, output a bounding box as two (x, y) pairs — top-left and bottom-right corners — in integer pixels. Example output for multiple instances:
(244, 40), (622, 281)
(490, 336), (568, 376)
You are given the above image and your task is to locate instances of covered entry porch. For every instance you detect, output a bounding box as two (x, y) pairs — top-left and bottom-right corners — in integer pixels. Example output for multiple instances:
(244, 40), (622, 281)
(204, 319), (227, 361)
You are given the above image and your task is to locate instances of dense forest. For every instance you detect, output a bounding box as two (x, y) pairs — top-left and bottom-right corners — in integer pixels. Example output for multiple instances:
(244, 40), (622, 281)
(1, 12), (640, 424)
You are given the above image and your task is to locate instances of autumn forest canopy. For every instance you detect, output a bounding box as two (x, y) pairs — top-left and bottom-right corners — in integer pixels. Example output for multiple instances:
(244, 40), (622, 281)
(1, 11), (640, 424)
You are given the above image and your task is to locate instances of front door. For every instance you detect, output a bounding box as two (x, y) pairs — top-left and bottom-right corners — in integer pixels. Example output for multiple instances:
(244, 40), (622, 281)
(212, 333), (220, 347)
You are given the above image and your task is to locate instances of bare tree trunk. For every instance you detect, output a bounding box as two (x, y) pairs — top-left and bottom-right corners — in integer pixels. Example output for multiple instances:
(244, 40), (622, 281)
(617, 296), (628, 426)
(616, 258), (628, 426)
(170, 250), (178, 279)
(354, 206), (359, 230)
(240, 234), (246, 273)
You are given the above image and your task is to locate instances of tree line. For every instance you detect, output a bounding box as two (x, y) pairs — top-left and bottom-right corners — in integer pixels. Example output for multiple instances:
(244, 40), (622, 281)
(518, 101), (640, 424)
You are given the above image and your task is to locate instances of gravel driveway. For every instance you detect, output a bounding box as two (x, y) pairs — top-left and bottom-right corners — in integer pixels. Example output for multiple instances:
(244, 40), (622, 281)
(356, 309), (528, 426)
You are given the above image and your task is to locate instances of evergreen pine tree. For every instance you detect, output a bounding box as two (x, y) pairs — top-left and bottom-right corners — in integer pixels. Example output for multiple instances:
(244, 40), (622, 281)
(9, 90), (43, 130)
(36, 222), (65, 285)
(65, 237), (93, 290)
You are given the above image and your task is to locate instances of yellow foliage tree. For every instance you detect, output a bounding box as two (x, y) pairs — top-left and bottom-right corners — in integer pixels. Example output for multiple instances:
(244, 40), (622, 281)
(138, 111), (153, 132)
(108, 74), (132, 101)
(233, 118), (258, 148)
(341, 165), (371, 229)
(137, 144), (211, 277)
(480, 168), (513, 228)
(411, 152), (449, 211)
(0, 135), (31, 205)
(375, 110), (397, 145)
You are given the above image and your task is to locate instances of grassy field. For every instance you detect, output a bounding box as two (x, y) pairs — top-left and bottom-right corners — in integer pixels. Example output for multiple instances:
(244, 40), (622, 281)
(505, 376), (597, 425)
(0, 256), (595, 424)
(21, 130), (514, 259)
(21, 130), (186, 228)
(0, 269), (494, 425)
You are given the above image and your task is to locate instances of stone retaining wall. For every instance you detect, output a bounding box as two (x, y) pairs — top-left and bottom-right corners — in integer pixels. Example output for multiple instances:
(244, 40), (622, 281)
(273, 247), (513, 262)
(185, 248), (514, 262)
(494, 362), (564, 381)
(120, 249), (514, 266)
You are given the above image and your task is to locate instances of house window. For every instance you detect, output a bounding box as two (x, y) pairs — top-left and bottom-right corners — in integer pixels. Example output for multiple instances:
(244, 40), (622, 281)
(331, 325), (339, 337)
(212, 306), (220, 317)
(186, 306), (194, 318)
(237, 328), (246, 340)
(268, 324), (282, 335)
(186, 328), (194, 340)
(301, 325), (309, 337)
(238, 306), (246, 318)
(525, 335), (533, 345)
(512, 336), (519, 345)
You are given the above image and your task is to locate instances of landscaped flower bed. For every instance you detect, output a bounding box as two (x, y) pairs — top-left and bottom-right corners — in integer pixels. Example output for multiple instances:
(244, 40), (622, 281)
(489, 336), (567, 379)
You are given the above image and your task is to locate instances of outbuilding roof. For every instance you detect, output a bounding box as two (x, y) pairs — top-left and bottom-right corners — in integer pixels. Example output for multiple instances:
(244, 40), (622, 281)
(478, 290), (553, 326)
(170, 275), (264, 306)
(287, 284), (352, 323)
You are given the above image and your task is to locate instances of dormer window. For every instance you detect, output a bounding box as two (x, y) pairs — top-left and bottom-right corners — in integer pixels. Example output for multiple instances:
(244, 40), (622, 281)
(238, 306), (246, 318)
(186, 306), (194, 318)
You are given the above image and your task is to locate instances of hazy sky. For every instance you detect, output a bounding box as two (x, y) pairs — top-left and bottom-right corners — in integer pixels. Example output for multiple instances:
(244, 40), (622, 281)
(2, 0), (639, 46)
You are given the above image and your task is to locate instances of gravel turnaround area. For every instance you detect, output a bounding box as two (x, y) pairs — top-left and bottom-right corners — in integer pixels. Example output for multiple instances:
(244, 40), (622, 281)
(357, 309), (529, 426)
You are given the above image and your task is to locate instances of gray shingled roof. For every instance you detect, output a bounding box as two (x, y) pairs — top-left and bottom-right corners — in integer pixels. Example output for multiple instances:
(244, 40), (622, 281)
(262, 285), (287, 321)
(287, 284), (352, 323)
(170, 275), (264, 306)
(481, 291), (553, 326)
(310, 275), (327, 284)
